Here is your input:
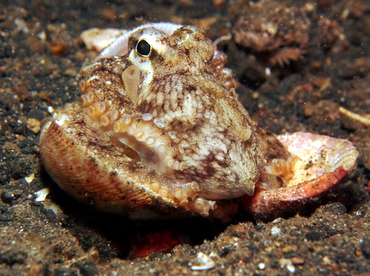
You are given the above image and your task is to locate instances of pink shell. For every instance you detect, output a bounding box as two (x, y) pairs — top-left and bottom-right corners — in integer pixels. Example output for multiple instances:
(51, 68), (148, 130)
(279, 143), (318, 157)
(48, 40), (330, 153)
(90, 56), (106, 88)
(242, 132), (358, 219)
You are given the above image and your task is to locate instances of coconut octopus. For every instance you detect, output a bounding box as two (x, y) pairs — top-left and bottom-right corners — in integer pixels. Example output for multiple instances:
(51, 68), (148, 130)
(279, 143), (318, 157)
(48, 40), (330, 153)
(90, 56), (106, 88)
(40, 23), (358, 220)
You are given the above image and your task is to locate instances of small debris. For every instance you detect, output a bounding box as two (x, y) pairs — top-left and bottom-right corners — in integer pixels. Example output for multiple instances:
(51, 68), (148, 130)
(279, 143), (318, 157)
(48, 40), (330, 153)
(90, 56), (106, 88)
(313, 77), (331, 92)
(282, 245), (298, 252)
(48, 202), (66, 217)
(80, 28), (125, 52)
(339, 107), (370, 127)
(279, 258), (295, 273)
(34, 188), (67, 218)
(291, 257), (305, 265)
(209, 251), (218, 258)
(271, 226), (281, 235)
(27, 118), (41, 133)
(64, 68), (78, 77)
(323, 256), (331, 265)
(34, 188), (50, 202)
(213, 33), (232, 47)
(24, 173), (35, 184)
(47, 106), (54, 113)
(191, 252), (215, 271)
(257, 262), (266, 270)
(272, 217), (283, 224)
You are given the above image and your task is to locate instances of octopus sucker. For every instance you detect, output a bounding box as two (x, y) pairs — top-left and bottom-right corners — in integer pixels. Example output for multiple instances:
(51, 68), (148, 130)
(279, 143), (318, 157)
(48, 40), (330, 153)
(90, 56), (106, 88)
(40, 22), (358, 220)
(81, 92), (96, 107)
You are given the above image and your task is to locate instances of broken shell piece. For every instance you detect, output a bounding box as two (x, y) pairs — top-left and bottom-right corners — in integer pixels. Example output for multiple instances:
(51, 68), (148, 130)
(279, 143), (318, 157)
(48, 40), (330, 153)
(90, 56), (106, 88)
(339, 106), (370, 127)
(243, 132), (358, 219)
(80, 28), (126, 52)
(34, 188), (50, 202)
(80, 24), (184, 57)
(191, 252), (215, 271)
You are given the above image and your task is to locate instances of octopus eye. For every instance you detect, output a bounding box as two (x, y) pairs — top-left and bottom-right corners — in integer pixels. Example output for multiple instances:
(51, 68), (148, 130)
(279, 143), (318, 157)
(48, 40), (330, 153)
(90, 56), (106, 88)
(136, 39), (152, 57)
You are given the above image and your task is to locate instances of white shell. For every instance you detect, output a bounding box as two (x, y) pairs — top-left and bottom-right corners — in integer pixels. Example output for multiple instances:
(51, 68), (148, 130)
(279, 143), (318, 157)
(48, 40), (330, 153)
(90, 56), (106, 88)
(277, 132), (358, 187)
(99, 22), (182, 57)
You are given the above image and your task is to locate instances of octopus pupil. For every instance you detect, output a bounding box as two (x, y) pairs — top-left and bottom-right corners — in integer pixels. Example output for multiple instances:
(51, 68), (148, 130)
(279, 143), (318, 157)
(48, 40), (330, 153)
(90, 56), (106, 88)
(136, 40), (151, 57)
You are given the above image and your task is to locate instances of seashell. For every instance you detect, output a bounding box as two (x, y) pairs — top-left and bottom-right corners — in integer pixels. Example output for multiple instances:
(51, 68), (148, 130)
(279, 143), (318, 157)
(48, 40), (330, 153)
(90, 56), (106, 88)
(242, 132), (358, 219)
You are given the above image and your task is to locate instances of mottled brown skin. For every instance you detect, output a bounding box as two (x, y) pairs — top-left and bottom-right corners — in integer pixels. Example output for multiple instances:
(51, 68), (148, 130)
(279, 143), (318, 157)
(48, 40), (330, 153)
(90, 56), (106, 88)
(128, 26), (267, 200)
(40, 25), (291, 218)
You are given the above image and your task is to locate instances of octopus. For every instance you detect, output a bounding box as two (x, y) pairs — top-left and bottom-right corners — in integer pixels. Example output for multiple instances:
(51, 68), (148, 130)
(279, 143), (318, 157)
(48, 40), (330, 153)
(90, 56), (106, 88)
(40, 23), (358, 220)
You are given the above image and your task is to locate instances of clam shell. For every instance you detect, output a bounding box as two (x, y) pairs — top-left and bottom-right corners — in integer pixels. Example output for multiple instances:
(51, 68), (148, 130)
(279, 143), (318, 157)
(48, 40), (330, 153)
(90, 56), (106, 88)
(243, 132), (359, 219)
(80, 23), (182, 57)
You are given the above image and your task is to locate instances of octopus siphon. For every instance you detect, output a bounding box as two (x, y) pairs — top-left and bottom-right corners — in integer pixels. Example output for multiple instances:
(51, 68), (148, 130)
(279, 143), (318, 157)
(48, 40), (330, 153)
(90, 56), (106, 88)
(40, 23), (358, 220)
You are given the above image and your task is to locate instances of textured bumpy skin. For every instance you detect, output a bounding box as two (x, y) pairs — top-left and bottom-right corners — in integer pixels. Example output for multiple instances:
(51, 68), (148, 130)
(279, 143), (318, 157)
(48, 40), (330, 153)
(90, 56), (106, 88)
(40, 23), (358, 219)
